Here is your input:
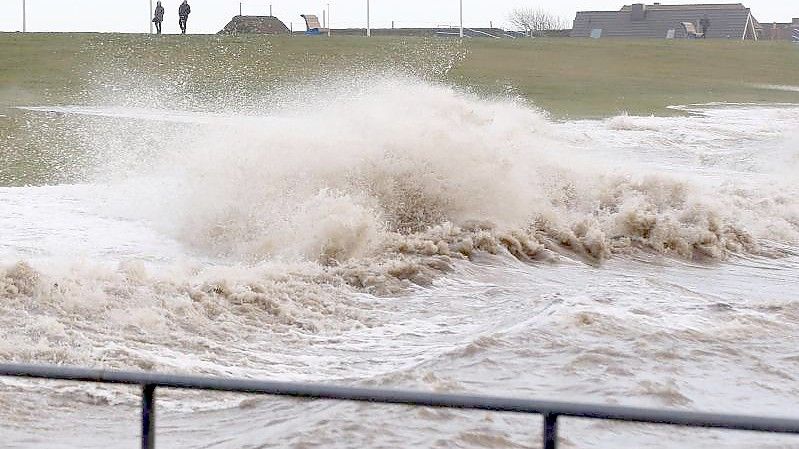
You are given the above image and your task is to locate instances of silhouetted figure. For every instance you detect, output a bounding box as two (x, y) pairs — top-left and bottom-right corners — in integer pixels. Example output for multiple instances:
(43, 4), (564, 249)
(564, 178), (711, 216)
(152, 1), (164, 34)
(179, 0), (191, 34)
(699, 15), (710, 38)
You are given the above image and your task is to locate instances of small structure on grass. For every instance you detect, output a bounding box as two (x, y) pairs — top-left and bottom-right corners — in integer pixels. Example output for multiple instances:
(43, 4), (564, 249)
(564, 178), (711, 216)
(680, 21), (704, 38)
(300, 14), (328, 35)
(219, 16), (289, 35)
(571, 3), (762, 40)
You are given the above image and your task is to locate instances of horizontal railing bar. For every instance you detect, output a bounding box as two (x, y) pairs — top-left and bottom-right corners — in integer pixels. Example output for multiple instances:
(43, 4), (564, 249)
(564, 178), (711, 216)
(2, 363), (799, 435)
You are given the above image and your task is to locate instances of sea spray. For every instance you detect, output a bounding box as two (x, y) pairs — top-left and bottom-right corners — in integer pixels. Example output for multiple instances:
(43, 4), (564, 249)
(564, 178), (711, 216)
(85, 77), (788, 266)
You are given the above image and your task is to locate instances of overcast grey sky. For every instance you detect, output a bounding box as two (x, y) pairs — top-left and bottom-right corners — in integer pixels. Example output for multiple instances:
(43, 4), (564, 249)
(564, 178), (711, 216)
(0, 1), (796, 34)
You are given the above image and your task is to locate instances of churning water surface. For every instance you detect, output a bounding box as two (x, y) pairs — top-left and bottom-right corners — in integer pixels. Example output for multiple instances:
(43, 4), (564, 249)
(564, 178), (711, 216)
(1, 80), (798, 448)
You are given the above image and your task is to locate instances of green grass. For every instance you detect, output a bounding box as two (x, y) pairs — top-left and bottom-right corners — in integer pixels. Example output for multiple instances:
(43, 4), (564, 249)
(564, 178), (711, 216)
(2, 33), (799, 115)
(0, 33), (465, 108)
(459, 38), (799, 117)
(1, 33), (799, 185)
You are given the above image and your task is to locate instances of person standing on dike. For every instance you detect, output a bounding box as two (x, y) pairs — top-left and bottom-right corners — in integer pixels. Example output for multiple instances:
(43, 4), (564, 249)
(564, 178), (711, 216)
(699, 15), (711, 38)
(152, 1), (165, 34)
(178, 0), (191, 34)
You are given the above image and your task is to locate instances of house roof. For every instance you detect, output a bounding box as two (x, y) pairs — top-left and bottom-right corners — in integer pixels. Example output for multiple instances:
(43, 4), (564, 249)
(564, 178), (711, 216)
(571, 3), (760, 39)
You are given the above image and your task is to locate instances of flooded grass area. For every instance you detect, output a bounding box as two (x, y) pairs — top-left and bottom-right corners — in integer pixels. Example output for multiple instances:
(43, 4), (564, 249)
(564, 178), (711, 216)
(2, 34), (799, 185)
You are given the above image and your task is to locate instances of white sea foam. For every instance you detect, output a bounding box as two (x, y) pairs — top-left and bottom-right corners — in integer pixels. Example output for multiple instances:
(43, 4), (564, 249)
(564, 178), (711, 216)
(74, 79), (798, 266)
(752, 83), (799, 93)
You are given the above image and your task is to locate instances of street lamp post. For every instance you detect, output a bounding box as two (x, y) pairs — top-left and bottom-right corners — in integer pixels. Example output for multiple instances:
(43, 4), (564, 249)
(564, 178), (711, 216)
(22, 0), (26, 32)
(367, 0), (371, 37)
(327, 3), (331, 37)
(149, 0), (153, 34)
(459, 0), (464, 38)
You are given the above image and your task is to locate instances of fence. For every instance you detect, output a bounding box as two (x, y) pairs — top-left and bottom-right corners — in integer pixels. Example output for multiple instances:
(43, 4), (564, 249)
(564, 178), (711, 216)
(2, 363), (799, 449)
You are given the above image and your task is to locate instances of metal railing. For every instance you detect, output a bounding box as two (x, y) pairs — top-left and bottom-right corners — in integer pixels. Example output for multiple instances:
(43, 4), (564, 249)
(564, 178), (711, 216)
(1, 363), (799, 449)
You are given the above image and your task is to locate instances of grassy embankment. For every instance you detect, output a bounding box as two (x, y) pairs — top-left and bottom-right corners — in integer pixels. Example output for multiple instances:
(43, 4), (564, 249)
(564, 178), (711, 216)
(1, 33), (799, 184)
(2, 33), (799, 115)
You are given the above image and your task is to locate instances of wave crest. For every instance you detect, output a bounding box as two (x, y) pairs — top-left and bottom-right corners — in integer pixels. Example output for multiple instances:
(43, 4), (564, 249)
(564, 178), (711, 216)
(104, 78), (792, 268)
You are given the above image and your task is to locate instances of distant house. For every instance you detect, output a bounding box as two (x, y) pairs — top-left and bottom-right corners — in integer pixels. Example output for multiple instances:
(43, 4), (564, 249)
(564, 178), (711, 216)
(571, 3), (762, 40)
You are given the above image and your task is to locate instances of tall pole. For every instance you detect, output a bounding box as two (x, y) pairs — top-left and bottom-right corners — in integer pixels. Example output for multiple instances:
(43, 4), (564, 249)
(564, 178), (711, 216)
(149, 0), (153, 34)
(22, 0), (26, 33)
(239, 2), (242, 16)
(269, 4), (272, 16)
(459, 0), (464, 38)
(366, 0), (371, 37)
(327, 3), (331, 37)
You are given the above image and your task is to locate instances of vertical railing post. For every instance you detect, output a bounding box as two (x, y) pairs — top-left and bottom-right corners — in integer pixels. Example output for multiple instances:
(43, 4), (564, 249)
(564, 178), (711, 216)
(543, 413), (558, 449)
(142, 385), (156, 449)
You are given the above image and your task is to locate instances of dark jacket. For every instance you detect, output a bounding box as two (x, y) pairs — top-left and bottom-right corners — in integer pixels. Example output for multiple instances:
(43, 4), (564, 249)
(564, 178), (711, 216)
(154, 5), (164, 22)
(179, 3), (191, 18)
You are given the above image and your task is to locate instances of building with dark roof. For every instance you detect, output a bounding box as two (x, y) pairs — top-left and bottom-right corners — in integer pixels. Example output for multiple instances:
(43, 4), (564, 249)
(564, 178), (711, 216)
(571, 3), (762, 40)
